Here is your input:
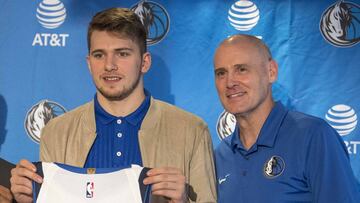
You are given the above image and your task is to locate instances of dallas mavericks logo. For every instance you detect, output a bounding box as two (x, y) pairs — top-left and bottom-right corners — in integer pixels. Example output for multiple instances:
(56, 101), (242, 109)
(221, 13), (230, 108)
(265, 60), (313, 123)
(325, 104), (357, 136)
(24, 100), (66, 143)
(228, 0), (260, 31)
(217, 110), (236, 140)
(320, 0), (360, 47)
(131, 0), (170, 45)
(36, 0), (66, 29)
(263, 156), (285, 178)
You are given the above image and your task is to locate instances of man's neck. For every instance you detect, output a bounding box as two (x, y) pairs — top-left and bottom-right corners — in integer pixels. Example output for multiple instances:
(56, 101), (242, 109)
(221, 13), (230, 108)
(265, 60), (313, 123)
(236, 99), (275, 150)
(96, 89), (146, 117)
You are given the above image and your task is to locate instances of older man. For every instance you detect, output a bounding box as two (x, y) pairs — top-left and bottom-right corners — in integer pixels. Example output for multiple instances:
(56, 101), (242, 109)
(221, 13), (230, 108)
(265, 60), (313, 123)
(214, 34), (360, 202)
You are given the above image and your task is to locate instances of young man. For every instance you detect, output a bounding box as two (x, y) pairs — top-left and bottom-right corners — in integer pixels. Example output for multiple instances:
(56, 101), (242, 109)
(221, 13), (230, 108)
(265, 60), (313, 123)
(10, 8), (216, 203)
(214, 34), (360, 202)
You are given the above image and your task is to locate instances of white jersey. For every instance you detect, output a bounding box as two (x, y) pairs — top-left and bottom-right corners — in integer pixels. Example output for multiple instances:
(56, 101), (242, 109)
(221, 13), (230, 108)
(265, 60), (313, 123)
(33, 162), (151, 203)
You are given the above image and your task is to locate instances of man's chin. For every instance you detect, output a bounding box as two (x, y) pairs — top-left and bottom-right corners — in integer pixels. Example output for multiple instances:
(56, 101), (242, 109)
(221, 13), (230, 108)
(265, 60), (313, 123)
(97, 89), (127, 101)
(224, 107), (248, 116)
(103, 93), (127, 101)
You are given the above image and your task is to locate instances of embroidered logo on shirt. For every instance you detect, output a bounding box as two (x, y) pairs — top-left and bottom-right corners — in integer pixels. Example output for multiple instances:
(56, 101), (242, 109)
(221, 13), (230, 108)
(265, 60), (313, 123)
(218, 174), (231, 184)
(263, 156), (285, 178)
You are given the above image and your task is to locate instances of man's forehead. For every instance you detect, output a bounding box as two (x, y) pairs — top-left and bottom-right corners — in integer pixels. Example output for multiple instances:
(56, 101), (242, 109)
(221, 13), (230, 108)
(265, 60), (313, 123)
(90, 31), (137, 47)
(220, 38), (256, 51)
(215, 42), (256, 60)
(91, 30), (132, 40)
(216, 39), (268, 61)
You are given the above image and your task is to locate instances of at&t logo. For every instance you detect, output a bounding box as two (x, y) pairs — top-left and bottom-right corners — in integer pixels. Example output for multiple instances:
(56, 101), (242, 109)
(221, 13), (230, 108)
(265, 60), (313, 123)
(36, 0), (66, 29)
(325, 104), (359, 154)
(228, 0), (260, 31)
(32, 0), (69, 47)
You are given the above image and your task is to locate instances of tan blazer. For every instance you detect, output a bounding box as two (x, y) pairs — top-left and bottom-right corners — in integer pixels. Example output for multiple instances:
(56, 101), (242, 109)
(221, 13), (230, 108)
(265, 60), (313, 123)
(40, 98), (217, 203)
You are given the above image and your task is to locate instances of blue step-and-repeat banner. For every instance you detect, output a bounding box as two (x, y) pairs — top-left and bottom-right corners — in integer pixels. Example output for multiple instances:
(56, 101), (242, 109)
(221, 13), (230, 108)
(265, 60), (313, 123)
(1, 0), (360, 185)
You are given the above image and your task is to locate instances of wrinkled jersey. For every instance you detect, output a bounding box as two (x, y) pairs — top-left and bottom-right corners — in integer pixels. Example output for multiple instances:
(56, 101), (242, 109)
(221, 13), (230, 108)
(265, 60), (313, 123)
(33, 162), (151, 203)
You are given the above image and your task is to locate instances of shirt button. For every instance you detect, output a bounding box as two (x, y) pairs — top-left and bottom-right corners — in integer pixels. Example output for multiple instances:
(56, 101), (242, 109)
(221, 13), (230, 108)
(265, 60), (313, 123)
(117, 119), (122, 124)
(116, 151), (122, 157)
(117, 132), (122, 138)
(242, 171), (247, 176)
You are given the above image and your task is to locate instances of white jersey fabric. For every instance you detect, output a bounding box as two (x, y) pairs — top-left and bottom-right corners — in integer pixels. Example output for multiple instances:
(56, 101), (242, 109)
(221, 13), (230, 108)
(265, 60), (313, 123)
(33, 162), (150, 203)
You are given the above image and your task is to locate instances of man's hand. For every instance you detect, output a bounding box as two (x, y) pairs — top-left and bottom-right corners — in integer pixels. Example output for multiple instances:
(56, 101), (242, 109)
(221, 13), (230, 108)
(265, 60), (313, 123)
(10, 159), (43, 203)
(143, 167), (186, 203)
(0, 185), (13, 203)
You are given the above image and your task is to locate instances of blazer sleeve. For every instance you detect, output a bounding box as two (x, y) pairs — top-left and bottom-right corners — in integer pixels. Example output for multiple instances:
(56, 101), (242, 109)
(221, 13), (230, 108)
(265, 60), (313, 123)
(188, 124), (217, 203)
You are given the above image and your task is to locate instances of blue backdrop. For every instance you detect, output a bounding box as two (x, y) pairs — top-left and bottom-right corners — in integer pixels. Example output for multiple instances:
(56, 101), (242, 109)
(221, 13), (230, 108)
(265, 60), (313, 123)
(1, 0), (360, 186)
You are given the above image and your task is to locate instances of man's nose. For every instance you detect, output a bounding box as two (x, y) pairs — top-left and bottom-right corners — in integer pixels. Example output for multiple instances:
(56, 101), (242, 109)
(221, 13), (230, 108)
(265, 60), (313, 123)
(226, 72), (238, 88)
(104, 55), (117, 71)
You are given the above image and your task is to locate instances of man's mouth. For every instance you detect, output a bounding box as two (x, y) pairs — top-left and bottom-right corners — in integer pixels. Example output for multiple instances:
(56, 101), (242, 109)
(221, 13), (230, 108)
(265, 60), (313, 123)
(103, 76), (121, 81)
(227, 92), (245, 98)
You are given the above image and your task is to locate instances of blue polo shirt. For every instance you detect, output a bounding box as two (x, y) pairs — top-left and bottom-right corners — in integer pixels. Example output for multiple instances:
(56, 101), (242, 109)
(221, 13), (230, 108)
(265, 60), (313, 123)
(84, 91), (150, 168)
(215, 102), (360, 203)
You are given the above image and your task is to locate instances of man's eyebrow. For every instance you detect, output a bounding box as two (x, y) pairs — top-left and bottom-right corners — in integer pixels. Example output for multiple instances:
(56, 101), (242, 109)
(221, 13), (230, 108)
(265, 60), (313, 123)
(90, 47), (133, 55)
(214, 67), (226, 73)
(114, 47), (133, 52)
(90, 49), (103, 54)
(233, 64), (247, 68)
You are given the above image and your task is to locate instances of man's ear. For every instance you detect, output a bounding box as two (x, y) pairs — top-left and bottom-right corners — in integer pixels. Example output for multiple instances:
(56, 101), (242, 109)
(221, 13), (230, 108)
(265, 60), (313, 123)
(268, 59), (278, 83)
(141, 52), (151, 74)
(86, 55), (92, 74)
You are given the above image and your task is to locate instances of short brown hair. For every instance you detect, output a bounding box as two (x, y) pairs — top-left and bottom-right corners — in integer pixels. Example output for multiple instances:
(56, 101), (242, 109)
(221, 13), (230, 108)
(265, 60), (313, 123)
(87, 8), (147, 54)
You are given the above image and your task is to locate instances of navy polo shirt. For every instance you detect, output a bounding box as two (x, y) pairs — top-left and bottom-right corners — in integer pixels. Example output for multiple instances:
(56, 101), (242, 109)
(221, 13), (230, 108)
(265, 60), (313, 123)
(215, 102), (360, 203)
(84, 91), (150, 168)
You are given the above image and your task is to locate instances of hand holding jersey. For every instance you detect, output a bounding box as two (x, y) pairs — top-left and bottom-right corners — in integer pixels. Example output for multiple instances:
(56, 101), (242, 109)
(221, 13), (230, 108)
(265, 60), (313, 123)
(31, 162), (151, 203)
(144, 167), (186, 203)
(10, 159), (187, 203)
(0, 185), (13, 203)
(10, 159), (42, 203)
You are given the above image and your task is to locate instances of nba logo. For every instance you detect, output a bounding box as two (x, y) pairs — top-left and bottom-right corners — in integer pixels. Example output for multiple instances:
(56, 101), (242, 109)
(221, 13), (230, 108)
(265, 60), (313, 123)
(86, 182), (94, 198)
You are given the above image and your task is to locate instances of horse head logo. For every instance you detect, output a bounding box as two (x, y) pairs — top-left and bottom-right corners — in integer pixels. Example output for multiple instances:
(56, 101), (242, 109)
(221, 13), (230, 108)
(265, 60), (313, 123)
(320, 0), (360, 47)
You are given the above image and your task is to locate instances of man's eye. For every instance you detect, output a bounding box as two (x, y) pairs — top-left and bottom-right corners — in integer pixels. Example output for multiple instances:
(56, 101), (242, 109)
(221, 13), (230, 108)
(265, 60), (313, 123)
(215, 71), (226, 77)
(92, 53), (103, 59)
(236, 66), (247, 73)
(116, 52), (130, 57)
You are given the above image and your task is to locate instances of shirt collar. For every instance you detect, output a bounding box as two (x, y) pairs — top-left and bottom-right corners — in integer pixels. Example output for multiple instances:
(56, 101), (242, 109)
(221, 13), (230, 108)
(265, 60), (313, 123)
(256, 101), (288, 147)
(126, 90), (151, 126)
(94, 90), (151, 126)
(230, 125), (241, 150)
(230, 101), (288, 151)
